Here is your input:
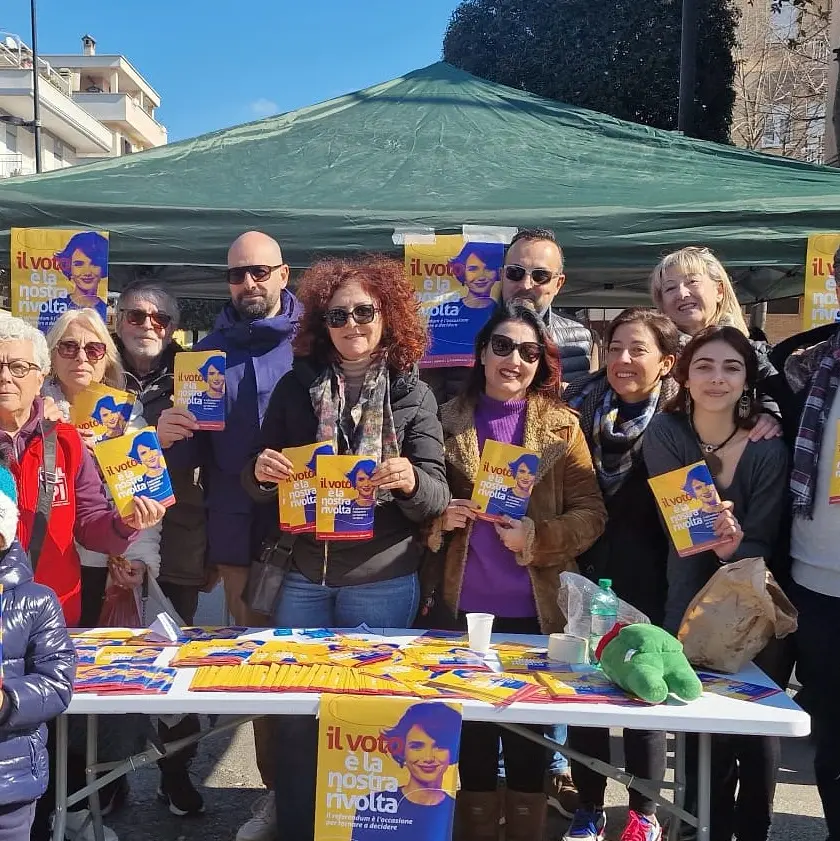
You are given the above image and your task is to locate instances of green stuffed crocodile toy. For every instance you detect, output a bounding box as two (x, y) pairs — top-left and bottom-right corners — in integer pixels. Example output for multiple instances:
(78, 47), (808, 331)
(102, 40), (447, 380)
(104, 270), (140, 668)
(595, 623), (703, 705)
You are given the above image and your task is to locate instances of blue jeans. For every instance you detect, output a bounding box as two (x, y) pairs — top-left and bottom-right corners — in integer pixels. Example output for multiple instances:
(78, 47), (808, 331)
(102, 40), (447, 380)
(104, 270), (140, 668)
(549, 724), (570, 774)
(273, 571), (420, 841)
(272, 570), (420, 628)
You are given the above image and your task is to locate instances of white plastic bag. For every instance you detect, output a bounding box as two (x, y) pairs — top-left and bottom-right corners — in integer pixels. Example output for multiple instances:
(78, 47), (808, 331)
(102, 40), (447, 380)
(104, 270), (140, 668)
(142, 575), (186, 627)
(557, 571), (650, 638)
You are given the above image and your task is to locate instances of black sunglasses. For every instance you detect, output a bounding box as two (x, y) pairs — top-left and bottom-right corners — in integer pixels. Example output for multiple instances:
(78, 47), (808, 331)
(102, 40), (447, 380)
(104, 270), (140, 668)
(503, 264), (558, 286)
(226, 264), (283, 285)
(57, 340), (107, 361)
(489, 334), (543, 364)
(324, 304), (380, 328)
(122, 309), (172, 330)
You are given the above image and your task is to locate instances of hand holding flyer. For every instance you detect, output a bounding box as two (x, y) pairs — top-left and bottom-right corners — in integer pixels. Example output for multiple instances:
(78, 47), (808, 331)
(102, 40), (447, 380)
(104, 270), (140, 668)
(316, 455), (376, 540)
(70, 382), (135, 443)
(174, 351), (226, 431)
(647, 460), (729, 557)
(471, 440), (540, 522)
(279, 441), (335, 532)
(94, 427), (176, 517)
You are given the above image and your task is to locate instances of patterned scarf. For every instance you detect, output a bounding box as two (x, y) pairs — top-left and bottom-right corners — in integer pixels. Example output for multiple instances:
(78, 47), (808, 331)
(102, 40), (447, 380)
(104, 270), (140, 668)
(788, 329), (840, 518)
(309, 356), (400, 497)
(566, 371), (677, 495)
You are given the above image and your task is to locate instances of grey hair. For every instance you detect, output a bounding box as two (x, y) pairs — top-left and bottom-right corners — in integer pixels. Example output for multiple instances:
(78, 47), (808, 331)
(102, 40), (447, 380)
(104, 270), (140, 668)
(117, 281), (180, 330)
(0, 315), (51, 372)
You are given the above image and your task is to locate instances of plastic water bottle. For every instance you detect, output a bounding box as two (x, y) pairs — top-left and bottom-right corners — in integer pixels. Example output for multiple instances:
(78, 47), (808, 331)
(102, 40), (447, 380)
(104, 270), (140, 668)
(589, 578), (618, 663)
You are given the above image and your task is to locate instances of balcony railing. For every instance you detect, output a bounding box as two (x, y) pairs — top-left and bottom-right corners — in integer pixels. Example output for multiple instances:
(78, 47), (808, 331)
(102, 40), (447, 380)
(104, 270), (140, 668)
(0, 33), (71, 97)
(0, 153), (33, 178)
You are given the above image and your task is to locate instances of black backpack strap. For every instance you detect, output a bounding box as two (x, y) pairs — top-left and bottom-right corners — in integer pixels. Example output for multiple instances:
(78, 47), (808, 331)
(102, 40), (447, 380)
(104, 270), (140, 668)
(29, 421), (57, 571)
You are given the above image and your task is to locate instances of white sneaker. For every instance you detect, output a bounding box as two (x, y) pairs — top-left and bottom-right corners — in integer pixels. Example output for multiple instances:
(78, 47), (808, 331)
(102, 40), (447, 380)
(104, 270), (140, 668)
(63, 809), (119, 841)
(236, 792), (277, 841)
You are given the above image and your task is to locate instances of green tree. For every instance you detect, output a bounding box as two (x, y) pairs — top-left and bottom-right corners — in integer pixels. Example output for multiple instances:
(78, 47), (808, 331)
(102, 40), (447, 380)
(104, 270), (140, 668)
(443, 0), (739, 142)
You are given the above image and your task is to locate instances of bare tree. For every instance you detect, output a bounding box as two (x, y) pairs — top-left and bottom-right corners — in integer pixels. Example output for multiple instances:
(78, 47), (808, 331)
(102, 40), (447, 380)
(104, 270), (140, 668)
(732, 0), (831, 162)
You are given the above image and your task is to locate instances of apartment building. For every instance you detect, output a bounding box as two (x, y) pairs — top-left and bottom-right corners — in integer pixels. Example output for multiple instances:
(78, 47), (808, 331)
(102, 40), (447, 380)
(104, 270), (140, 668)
(0, 33), (166, 178)
(731, 0), (831, 164)
(826, 1), (839, 163)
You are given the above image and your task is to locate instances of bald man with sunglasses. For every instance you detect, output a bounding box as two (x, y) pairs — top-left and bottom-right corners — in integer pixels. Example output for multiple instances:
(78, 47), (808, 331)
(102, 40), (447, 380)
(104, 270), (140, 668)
(156, 231), (301, 841)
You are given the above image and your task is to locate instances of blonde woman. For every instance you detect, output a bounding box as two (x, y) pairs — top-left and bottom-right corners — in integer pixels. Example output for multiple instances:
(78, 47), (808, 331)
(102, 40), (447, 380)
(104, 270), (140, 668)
(44, 308), (161, 619)
(650, 246), (781, 440)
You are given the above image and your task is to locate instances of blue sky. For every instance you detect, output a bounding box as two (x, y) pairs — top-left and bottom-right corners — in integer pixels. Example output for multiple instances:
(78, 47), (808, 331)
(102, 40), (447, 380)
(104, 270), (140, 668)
(1, 0), (461, 141)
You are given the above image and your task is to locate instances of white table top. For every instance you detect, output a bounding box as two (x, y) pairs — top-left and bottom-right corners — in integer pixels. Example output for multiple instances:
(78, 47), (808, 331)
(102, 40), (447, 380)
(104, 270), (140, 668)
(65, 629), (810, 738)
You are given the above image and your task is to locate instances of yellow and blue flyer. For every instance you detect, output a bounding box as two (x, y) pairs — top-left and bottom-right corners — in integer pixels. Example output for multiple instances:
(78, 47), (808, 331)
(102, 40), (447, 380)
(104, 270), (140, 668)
(94, 426), (176, 516)
(471, 440), (539, 522)
(69, 382), (135, 443)
(647, 460), (729, 557)
(316, 455), (376, 541)
(828, 420), (840, 504)
(406, 234), (504, 368)
(315, 695), (462, 841)
(173, 351), (226, 431)
(10, 227), (109, 333)
(280, 441), (335, 533)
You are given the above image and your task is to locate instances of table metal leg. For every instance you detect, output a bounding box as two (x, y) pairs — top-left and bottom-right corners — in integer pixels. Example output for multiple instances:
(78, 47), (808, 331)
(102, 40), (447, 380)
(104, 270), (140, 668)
(52, 715), (69, 841)
(668, 732), (687, 841)
(697, 733), (712, 841)
(86, 714), (105, 841)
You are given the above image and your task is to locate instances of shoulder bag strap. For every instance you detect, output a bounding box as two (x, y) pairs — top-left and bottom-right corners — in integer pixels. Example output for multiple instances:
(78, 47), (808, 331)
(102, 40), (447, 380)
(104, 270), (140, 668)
(29, 421), (57, 571)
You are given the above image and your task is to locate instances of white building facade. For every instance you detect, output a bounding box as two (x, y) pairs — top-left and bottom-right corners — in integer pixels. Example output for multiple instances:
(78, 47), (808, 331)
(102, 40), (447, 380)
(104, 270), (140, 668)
(0, 33), (166, 178)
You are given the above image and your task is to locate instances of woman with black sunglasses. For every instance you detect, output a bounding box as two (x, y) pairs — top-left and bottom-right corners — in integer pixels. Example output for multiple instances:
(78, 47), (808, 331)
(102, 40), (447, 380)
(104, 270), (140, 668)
(426, 301), (606, 841)
(242, 255), (450, 841)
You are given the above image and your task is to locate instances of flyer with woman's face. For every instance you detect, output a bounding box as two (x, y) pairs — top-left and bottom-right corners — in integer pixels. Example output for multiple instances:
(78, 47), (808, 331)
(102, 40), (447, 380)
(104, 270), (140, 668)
(315, 695), (461, 841)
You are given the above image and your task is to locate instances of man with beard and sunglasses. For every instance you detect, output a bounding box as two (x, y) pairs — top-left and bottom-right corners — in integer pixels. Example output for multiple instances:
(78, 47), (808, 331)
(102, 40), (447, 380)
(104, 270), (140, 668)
(114, 280), (210, 819)
(156, 231), (301, 841)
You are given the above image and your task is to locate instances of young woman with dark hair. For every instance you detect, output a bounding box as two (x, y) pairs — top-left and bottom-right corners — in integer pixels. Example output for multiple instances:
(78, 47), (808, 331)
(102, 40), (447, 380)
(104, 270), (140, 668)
(643, 326), (789, 841)
(428, 301), (606, 841)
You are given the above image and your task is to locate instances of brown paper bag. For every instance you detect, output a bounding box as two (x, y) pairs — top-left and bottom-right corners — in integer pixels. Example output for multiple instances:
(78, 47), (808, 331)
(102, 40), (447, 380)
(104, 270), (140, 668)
(677, 557), (798, 674)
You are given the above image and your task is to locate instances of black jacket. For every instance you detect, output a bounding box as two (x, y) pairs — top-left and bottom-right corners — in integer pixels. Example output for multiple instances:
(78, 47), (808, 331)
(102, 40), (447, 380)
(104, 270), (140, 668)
(243, 358), (450, 587)
(116, 338), (207, 588)
(0, 542), (75, 806)
(576, 462), (669, 627)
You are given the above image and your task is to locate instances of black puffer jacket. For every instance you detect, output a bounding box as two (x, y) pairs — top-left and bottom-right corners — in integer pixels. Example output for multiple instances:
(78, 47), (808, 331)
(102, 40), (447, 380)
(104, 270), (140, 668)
(0, 541), (75, 806)
(243, 358), (450, 587)
(116, 337), (207, 588)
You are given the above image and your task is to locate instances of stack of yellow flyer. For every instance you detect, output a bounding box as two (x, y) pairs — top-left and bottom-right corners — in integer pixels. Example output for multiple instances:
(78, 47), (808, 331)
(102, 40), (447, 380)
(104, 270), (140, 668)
(94, 427), (176, 516)
(471, 440), (539, 522)
(648, 461), (728, 557)
(173, 351), (226, 431)
(315, 695), (462, 841)
(70, 383), (135, 443)
(316, 455), (376, 540)
(424, 670), (539, 707)
(279, 441), (334, 533)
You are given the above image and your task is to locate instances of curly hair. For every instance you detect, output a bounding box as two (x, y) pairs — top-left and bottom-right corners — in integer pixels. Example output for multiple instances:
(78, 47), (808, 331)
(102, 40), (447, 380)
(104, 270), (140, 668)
(293, 256), (427, 372)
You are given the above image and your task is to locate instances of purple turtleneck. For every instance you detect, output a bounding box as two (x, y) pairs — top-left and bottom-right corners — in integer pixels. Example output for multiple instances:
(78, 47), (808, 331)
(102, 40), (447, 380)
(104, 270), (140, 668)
(459, 392), (537, 618)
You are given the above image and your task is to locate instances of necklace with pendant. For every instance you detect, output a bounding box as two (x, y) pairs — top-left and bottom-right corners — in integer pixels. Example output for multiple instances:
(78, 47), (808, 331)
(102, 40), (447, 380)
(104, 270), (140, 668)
(693, 424), (738, 478)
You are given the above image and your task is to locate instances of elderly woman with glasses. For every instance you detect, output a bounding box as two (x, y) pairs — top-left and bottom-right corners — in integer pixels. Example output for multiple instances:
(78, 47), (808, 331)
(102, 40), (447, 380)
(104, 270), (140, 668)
(242, 255), (450, 840)
(426, 301), (606, 841)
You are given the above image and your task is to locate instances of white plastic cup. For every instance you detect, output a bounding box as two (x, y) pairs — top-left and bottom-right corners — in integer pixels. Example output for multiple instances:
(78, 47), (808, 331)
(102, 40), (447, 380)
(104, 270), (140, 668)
(466, 612), (495, 655)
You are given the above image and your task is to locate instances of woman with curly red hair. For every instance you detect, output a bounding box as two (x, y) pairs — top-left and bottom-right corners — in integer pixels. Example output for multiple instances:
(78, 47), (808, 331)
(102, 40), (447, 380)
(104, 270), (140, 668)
(242, 255), (450, 839)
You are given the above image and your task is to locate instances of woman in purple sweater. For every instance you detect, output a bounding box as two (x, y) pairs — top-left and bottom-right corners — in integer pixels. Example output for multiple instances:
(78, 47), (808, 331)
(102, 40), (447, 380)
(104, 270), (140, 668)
(428, 301), (606, 841)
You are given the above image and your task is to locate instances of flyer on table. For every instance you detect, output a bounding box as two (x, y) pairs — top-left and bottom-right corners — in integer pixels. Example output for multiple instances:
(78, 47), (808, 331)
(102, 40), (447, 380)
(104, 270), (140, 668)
(173, 351), (227, 430)
(316, 455), (376, 540)
(10, 227), (109, 333)
(315, 695), (461, 841)
(647, 460), (728, 557)
(471, 440), (540, 522)
(803, 233), (840, 329)
(95, 427), (176, 516)
(279, 441), (335, 532)
(405, 234), (504, 368)
(69, 382), (135, 443)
